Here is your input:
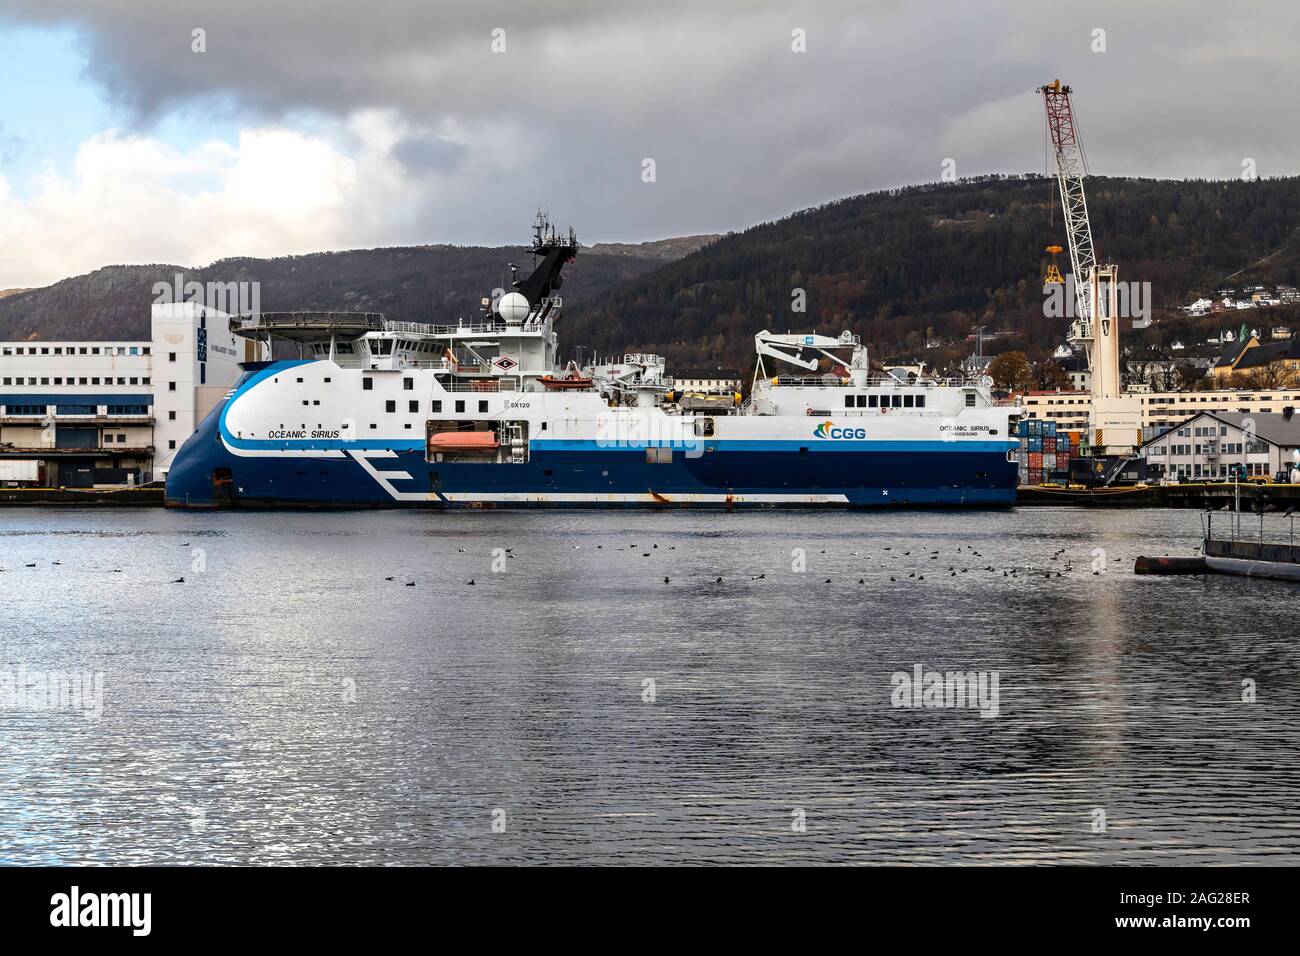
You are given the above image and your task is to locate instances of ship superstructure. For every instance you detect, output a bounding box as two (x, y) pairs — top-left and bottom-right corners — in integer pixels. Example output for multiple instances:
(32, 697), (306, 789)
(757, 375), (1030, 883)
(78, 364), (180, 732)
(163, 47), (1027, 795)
(166, 217), (1020, 509)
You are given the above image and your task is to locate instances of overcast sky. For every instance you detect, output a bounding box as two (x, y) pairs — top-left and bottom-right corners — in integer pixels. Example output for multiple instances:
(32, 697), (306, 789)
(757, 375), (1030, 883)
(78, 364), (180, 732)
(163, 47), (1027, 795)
(0, 0), (1296, 287)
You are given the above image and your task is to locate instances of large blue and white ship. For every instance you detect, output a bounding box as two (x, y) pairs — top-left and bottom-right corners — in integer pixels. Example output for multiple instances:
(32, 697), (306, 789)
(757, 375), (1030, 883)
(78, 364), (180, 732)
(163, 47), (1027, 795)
(165, 218), (1020, 509)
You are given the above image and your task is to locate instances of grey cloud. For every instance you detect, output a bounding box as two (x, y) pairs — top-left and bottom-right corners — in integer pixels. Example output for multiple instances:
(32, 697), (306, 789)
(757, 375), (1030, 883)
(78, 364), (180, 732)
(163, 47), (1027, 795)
(2, 0), (1299, 246)
(391, 133), (467, 175)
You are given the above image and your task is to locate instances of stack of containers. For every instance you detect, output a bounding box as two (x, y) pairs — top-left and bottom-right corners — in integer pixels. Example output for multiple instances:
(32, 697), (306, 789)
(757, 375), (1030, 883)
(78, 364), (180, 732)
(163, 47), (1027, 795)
(1055, 430), (1074, 482)
(1015, 418), (1050, 486)
(1016, 419), (1085, 485)
(1015, 419), (1028, 485)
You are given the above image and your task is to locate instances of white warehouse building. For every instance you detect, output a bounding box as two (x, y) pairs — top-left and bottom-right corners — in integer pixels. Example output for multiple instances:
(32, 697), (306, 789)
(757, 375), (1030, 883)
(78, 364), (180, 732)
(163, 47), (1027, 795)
(0, 304), (265, 487)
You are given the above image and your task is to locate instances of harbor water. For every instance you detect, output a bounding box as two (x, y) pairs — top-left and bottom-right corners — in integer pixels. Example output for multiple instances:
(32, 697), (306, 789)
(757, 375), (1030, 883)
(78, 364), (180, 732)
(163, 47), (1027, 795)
(2, 507), (1298, 865)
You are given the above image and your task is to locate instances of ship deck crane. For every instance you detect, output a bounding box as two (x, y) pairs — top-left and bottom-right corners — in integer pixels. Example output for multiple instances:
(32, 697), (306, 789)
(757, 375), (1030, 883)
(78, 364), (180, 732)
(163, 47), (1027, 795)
(752, 330), (870, 389)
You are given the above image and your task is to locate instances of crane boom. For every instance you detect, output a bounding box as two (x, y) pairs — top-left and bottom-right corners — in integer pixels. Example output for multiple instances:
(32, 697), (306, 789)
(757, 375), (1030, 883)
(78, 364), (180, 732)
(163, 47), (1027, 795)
(1039, 80), (1096, 338)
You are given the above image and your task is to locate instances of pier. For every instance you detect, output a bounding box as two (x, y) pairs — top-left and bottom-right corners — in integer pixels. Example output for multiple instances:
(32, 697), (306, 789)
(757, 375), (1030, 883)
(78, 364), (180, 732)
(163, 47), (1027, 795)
(0, 485), (163, 506)
(1018, 482), (1300, 510)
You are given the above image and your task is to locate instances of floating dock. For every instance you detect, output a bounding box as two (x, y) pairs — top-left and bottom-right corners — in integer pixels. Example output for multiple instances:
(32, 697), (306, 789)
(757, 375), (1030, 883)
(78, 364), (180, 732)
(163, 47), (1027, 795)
(1135, 512), (1300, 582)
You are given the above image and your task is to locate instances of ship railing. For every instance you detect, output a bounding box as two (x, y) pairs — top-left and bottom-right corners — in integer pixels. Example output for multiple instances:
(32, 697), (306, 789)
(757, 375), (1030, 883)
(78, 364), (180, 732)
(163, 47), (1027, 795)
(762, 375), (974, 389)
(437, 377), (524, 393)
(383, 320), (523, 337)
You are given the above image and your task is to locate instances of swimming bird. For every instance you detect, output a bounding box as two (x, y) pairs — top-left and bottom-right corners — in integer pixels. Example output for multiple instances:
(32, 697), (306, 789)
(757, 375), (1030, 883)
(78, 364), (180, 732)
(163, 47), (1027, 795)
(467, 579), (476, 585)
(385, 576), (394, 581)
(664, 576), (669, 583)
(405, 580), (415, 586)
(172, 577), (185, 583)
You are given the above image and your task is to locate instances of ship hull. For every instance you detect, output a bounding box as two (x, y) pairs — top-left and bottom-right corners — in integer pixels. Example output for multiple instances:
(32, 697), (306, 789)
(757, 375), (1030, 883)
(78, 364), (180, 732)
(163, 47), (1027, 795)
(165, 373), (1018, 510)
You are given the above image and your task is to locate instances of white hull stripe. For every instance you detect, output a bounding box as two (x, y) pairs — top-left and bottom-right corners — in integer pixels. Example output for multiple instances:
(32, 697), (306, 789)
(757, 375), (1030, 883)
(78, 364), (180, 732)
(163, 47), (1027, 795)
(435, 491), (852, 504)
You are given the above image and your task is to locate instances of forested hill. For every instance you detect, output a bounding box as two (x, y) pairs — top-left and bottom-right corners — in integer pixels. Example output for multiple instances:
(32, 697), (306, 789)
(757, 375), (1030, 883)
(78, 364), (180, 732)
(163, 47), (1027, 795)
(0, 244), (673, 343)
(571, 174), (1300, 372)
(8, 176), (1300, 375)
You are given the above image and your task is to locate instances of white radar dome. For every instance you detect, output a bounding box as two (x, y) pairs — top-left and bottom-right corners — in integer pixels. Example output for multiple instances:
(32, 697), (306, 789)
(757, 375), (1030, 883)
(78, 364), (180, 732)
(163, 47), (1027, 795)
(496, 292), (530, 324)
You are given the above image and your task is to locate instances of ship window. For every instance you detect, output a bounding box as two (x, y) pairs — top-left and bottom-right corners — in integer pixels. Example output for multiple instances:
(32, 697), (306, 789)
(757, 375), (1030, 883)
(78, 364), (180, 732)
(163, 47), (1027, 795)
(966, 393), (976, 407)
(844, 395), (854, 409)
(868, 395), (878, 408)
(409, 400), (419, 413)
(646, 448), (672, 464)
(297, 377), (304, 383)
(385, 400), (396, 413)
(858, 395), (868, 408)
(916, 395), (925, 408)
(363, 378), (373, 390)
(891, 395), (902, 408)
(903, 395), (914, 408)
(694, 417), (715, 437)
(404, 378), (413, 390)
(432, 400), (442, 413)
(478, 400), (489, 413)
(455, 400), (465, 413)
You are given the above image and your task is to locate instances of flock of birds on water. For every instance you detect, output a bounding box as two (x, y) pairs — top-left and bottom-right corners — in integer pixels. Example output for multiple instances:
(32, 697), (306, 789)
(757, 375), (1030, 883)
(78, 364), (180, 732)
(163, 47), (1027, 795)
(0, 540), (1119, 588)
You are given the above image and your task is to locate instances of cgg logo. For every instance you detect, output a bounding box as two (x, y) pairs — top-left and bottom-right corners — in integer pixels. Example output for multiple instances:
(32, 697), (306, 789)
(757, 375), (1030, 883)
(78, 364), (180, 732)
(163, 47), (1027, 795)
(813, 420), (867, 440)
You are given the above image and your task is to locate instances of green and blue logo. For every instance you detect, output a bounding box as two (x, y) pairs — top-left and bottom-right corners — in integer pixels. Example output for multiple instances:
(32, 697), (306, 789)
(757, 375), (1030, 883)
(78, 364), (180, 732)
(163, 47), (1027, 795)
(814, 420), (867, 440)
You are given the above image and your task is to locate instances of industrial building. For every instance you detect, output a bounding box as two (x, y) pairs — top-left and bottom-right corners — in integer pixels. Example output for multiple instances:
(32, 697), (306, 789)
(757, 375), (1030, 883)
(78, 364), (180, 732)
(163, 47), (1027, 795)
(1021, 386), (1300, 443)
(1140, 410), (1300, 481)
(672, 368), (742, 395)
(0, 304), (264, 487)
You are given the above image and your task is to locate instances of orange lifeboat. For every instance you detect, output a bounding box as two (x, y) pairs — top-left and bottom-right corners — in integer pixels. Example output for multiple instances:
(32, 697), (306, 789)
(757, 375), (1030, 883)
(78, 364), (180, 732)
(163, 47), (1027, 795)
(428, 431), (499, 452)
(539, 361), (593, 391)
